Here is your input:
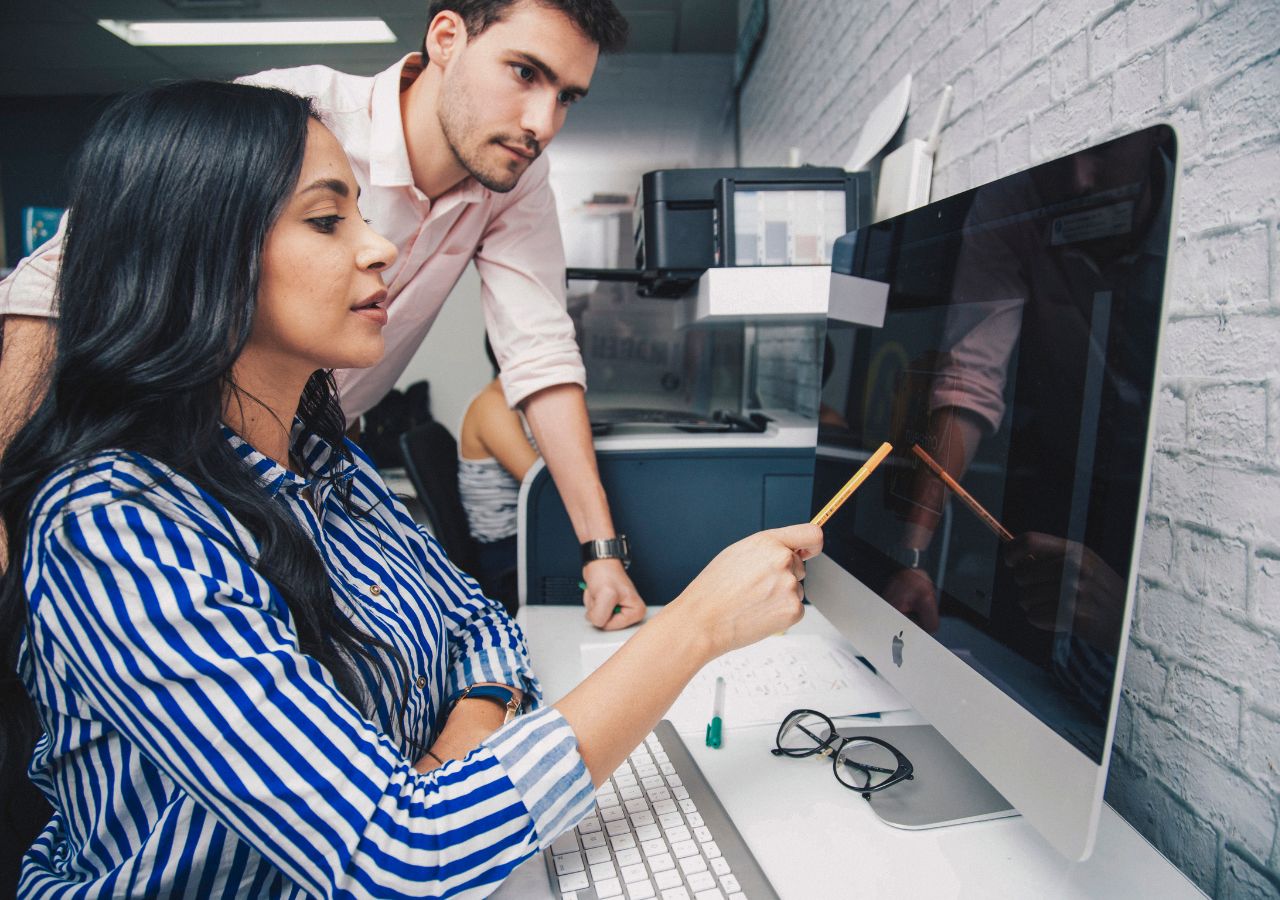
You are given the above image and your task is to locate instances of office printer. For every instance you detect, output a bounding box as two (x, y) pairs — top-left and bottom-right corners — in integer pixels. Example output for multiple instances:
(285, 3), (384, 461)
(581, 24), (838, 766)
(633, 166), (872, 297)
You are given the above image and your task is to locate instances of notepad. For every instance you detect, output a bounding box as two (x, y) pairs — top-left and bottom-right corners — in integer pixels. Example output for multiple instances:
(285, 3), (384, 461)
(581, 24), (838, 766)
(580, 633), (909, 736)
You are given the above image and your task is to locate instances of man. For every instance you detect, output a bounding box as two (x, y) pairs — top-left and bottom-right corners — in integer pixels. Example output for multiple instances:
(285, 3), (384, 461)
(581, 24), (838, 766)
(0, 0), (646, 629)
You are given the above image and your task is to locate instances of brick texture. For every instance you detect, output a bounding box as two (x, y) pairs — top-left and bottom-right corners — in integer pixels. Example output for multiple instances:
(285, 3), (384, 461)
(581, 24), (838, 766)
(737, 0), (1280, 893)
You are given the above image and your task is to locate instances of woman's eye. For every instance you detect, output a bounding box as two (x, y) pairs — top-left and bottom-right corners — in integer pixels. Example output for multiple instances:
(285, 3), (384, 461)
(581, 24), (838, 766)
(308, 215), (345, 233)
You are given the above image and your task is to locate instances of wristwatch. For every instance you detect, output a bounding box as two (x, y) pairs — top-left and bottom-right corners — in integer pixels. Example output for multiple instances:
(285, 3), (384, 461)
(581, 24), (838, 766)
(447, 684), (523, 725)
(581, 535), (631, 570)
(892, 546), (924, 570)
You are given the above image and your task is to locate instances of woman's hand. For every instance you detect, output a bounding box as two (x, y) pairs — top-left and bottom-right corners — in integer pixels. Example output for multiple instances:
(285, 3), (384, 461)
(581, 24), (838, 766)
(670, 523), (823, 659)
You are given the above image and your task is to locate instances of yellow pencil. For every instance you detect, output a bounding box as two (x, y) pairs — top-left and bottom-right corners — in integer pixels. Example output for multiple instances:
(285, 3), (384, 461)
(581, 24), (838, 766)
(811, 441), (894, 527)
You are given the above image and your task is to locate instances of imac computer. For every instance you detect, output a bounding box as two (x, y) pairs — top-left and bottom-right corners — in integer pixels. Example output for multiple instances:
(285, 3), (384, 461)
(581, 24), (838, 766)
(806, 124), (1178, 860)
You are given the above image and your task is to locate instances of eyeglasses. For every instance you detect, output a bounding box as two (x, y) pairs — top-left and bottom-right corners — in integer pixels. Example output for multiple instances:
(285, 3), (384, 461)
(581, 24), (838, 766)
(771, 708), (914, 800)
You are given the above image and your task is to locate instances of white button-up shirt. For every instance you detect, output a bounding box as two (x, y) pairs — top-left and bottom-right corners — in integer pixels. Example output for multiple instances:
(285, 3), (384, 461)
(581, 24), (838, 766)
(0, 54), (586, 420)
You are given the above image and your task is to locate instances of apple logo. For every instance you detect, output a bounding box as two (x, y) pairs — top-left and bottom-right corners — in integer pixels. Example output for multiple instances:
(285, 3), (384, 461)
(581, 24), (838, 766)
(891, 631), (904, 667)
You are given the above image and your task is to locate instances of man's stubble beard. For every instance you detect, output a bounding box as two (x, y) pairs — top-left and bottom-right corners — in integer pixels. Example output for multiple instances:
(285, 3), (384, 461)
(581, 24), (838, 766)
(438, 74), (532, 194)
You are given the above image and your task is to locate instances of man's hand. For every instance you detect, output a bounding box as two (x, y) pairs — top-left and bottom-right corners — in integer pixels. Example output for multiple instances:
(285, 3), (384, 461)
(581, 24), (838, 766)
(882, 566), (941, 633)
(582, 558), (646, 630)
(1005, 532), (1125, 654)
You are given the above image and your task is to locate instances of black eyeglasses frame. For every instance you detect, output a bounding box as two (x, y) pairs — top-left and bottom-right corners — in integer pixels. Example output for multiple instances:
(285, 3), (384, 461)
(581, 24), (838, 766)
(771, 707), (915, 800)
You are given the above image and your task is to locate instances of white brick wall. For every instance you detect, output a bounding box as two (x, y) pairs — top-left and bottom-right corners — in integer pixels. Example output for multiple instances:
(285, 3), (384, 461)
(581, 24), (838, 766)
(738, 0), (1280, 894)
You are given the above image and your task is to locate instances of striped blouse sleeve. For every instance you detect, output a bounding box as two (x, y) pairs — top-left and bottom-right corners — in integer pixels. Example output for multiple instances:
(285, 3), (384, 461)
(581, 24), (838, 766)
(27, 498), (594, 898)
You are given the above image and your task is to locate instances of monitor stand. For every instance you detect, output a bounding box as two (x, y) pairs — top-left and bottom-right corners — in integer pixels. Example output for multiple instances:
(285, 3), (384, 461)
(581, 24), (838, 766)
(836, 723), (1017, 829)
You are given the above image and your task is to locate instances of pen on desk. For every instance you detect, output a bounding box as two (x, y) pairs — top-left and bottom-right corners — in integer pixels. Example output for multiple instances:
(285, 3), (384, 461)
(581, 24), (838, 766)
(578, 581), (623, 616)
(810, 441), (894, 527)
(910, 444), (1015, 542)
(705, 676), (725, 749)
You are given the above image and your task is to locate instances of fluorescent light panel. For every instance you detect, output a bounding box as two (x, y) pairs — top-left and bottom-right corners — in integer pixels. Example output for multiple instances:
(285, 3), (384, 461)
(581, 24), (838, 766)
(98, 18), (396, 46)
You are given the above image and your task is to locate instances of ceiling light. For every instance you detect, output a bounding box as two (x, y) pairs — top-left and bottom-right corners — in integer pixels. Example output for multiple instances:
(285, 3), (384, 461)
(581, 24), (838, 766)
(98, 18), (396, 46)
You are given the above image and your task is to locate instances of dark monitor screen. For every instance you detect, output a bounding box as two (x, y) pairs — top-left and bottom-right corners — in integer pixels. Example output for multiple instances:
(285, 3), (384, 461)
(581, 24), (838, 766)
(816, 125), (1177, 762)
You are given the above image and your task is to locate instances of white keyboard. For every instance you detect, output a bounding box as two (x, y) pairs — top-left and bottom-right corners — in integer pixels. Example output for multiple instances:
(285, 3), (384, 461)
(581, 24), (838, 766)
(543, 720), (777, 900)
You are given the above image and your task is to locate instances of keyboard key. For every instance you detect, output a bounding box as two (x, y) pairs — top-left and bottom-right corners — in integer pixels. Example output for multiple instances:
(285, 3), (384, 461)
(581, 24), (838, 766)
(562, 892), (578, 900)
(626, 798), (651, 815)
(628, 879), (657, 899)
(684, 812), (703, 828)
(645, 733), (662, 750)
(554, 852), (585, 875)
(558, 872), (589, 892)
(631, 811), (657, 828)
(586, 845), (612, 866)
(642, 775), (665, 790)
(620, 862), (648, 883)
(672, 787), (690, 801)
(666, 825), (692, 844)
(719, 874), (741, 893)
(655, 870), (684, 890)
(635, 823), (662, 841)
(727, 893), (747, 900)
(680, 855), (709, 877)
(653, 751), (669, 763)
(658, 812), (683, 829)
(614, 765), (632, 780)
(578, 816), (602, 834)
(647, 786), (672, 803)
(591, 861), (618, 882)
(649, 853), (676, 874)
(621, 786), (643, 801)
(710, 857), (731, 876)
(597, 877), (624, 898)
(693, 827), (712, 843)
(616, 847), (642, 867)
(602, 806), (626, 823)
(660, 887), (690, 900)
(606, 819), (631, 837)
(694, 890), (724, 900)
(660, 763), (676, 776)
(670, 839), (699, 859)
(599, 793), (622, 809)
(654, 801), (679, 817)
(642, 838), (669, 857)
(665, 773), (682, 786)
(679, 799), (698, 815)
(581, 831), (608, 849)
(702, 841), (721, 860)
(551, 832), (579, 855)
(635, 764), (659, 778)
(612, 833), (638, 851)
(686, 870), (715, 891)
(615, 773), (638, 789)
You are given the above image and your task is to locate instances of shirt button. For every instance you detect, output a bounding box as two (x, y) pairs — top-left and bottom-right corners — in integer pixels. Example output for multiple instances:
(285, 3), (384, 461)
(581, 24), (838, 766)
(369, 584), (382, 596)
(415, 675), (427, 690)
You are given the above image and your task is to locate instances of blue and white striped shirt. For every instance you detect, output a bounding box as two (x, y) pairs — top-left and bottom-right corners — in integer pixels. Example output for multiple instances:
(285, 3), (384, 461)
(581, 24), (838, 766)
(17, 424), (595, 898)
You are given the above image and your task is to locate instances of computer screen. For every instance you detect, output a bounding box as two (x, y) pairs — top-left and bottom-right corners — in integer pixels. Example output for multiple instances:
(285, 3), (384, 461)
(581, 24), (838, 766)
(808, 123), (1177, 858)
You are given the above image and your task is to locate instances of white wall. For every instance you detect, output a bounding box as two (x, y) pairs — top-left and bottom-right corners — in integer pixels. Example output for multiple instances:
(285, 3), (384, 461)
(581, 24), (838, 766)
(738, 1), (1280, 896)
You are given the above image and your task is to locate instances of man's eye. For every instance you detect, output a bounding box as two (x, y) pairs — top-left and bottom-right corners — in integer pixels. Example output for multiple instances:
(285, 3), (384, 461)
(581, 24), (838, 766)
(308, 215), (345, 233)
(513, 64), (535, 82)
(558, 91), (578, 107)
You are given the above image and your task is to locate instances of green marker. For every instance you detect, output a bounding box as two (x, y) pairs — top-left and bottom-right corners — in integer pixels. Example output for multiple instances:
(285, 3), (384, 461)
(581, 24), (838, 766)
(578, 581), (622, 616)
(705, 676), (725, 749)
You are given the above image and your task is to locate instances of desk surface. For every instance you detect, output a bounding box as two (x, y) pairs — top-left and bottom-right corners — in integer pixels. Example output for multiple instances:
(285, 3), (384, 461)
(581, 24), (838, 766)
(496, 605), (1203, 900)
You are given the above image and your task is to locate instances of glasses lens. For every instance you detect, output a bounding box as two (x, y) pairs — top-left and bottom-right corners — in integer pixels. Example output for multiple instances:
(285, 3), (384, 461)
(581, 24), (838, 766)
(777, 712), (833, 756)
(834, 739), (903, 792)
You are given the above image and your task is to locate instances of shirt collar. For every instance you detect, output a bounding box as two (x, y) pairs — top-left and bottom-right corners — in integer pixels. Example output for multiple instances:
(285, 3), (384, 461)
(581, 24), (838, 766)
(222, 421), (356, 498)
(368, 52), (489, 206)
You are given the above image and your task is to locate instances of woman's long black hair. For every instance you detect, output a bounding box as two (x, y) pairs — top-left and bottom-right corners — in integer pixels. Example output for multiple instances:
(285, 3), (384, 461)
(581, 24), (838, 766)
(0, 82), (408, 779)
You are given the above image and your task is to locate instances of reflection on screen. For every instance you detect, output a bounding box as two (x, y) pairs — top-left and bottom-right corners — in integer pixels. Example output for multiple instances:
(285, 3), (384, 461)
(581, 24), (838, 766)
(815, 125), (1176, 762)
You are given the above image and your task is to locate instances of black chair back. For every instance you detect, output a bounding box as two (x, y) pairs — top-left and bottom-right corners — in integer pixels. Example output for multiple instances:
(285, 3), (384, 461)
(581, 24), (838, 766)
(398, 422), (479, 575)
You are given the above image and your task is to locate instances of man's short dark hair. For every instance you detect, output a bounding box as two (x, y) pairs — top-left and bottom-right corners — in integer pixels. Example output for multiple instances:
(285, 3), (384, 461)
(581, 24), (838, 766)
(423, 0), (629, 59)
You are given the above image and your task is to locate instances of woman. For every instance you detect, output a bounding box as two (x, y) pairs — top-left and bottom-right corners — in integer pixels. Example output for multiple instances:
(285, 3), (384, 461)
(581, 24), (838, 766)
(457, 336), (538, 613)
(0, 82), (820, 897)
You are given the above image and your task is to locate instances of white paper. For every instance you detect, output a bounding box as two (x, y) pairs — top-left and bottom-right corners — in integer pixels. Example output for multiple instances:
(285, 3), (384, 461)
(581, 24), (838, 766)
(580, 633), (909, 737)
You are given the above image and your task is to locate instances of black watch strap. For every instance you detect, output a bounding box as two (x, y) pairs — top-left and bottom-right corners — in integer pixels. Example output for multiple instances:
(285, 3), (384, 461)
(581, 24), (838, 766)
(581, 535), (631, 570)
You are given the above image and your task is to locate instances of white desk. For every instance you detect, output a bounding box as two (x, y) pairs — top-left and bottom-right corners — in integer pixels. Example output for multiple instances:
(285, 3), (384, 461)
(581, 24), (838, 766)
(495, 606), (1204, 900)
